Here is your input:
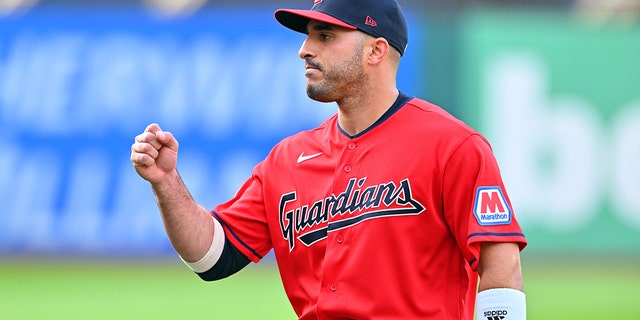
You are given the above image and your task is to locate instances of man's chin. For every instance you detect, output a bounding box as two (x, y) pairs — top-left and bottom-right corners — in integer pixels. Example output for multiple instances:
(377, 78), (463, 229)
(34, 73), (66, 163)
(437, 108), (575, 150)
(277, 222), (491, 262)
(306, 87), (335, 103)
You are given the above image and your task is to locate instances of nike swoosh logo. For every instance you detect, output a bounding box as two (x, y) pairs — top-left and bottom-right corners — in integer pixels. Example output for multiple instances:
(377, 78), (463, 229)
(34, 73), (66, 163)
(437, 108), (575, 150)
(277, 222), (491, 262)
(297, 152), (323, 164)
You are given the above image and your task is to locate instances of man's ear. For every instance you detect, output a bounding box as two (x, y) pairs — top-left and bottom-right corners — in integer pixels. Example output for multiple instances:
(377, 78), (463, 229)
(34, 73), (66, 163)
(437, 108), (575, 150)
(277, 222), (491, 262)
(367, 37), (390, 66)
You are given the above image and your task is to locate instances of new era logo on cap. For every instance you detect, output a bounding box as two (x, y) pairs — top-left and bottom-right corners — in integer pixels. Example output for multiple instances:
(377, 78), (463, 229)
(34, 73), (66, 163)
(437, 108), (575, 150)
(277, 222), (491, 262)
(365, 16), (377, 27)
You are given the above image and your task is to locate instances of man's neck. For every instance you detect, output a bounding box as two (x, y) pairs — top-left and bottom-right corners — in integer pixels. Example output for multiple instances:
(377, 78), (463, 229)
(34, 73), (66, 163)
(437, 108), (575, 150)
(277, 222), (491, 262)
(336, 88), (399, 137)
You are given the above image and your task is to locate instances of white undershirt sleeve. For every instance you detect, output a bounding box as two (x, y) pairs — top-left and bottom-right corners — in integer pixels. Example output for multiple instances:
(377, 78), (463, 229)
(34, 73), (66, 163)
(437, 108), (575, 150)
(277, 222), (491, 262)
(476, 288), (526, 319)
(180, 216), (225, 273)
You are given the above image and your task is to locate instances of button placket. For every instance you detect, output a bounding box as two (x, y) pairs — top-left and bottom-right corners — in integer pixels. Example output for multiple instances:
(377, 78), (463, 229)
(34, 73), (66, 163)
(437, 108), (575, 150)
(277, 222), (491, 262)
(341, 141), (357, 174)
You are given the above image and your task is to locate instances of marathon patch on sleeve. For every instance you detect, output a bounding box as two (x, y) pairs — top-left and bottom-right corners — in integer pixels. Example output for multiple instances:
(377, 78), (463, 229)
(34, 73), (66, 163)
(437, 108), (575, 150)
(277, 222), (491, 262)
(473, 186), (512, 226)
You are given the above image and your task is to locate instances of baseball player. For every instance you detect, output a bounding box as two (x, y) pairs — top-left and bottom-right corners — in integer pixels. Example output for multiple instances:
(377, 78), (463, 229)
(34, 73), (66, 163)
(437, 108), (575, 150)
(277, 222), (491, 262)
(131, 0), (527, 319)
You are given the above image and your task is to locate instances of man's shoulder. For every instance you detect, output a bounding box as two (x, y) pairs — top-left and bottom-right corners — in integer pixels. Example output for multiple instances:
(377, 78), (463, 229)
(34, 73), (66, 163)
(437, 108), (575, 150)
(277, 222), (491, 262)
(285, 113), (337, 142)
(403, 97), (479, 136)
(266, 113), (337, 162)
(404, 97), (457, 120)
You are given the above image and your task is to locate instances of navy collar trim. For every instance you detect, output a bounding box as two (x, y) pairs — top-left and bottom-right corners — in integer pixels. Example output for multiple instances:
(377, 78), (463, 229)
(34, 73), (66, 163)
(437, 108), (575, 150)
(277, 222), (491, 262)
(338, 91), (413, 139)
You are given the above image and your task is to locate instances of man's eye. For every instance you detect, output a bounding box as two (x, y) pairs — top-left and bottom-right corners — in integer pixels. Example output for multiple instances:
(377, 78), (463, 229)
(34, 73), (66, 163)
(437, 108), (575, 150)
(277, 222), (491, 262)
(320, 34), (331, 40)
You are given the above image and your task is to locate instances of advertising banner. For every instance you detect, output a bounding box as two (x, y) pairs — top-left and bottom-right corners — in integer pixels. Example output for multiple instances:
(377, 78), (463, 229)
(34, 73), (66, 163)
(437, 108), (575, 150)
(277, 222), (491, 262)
(0, 5), (421, 256)
(459, 9), (640, 254)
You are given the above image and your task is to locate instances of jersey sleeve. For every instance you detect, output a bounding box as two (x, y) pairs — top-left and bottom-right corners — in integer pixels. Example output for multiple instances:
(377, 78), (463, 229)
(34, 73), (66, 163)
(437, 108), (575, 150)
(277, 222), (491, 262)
(442, 134), (527, 270)
(211, 161), (272, 263)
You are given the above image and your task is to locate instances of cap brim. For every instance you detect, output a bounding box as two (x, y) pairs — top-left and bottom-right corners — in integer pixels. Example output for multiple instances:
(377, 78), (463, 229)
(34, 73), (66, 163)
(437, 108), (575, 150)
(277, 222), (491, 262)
(275, 9), (357, 34)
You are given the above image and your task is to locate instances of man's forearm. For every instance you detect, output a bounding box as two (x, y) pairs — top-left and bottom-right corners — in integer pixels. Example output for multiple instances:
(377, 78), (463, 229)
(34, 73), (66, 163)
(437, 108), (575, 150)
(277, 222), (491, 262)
(477, 242), (524, 291)
(151, 170), (215, 262)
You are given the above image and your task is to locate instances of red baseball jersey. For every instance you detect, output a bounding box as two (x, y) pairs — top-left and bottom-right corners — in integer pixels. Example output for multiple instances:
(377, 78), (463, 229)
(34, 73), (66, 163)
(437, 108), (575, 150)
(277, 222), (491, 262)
(212, 94), (527, 319)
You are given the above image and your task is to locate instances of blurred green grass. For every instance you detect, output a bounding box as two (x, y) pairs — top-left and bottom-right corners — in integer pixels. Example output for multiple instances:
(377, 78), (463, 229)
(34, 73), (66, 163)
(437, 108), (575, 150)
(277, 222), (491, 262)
(523, 258), (640, 319)
(0, 257), (638, 319)
(0, 259), (295, 319)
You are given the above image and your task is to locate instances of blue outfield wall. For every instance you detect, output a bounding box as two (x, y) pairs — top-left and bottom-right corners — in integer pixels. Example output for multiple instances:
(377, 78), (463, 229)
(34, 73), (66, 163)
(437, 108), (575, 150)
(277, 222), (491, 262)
(0, 5), (423, 256)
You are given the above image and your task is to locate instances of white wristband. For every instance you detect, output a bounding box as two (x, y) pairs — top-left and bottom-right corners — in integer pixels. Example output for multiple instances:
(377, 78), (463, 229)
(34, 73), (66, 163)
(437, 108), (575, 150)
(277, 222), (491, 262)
(180, 217), (225, 273)
(476, 288), (526, 320)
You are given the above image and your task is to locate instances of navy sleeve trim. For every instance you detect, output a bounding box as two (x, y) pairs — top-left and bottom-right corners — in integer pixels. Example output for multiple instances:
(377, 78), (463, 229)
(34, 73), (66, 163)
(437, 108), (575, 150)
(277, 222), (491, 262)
(467, 232), (526, 239)
(466, 232), (526, 267)
(196, 237), (251, 281)
(212, 210), (264, 260)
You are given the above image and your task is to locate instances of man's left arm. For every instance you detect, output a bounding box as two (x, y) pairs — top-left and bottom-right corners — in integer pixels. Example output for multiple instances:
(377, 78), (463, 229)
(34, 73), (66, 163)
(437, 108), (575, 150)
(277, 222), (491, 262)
(476, 242), (526, 319)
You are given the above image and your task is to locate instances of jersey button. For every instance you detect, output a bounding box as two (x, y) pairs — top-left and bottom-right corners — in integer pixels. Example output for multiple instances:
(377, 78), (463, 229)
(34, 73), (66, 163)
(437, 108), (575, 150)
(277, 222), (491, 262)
(330, 283), (338, 291)
(347, 142), (356, 150)
(344, 165), (352, 173)
(336, 235), (344, 243)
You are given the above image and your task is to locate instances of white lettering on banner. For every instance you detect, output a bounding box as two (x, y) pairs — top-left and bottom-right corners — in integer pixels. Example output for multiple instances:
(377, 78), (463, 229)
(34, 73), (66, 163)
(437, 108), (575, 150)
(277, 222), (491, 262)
(0, 145), (60, 248)
(485, 53), (640, 231)
(612, 103), (640, 228)
(0, 143), (258, 253)
(58, 149), (109, 249)
(0, 30), (332, 254)
(0, 34), (82, 134)
(0, 33), (331, 136)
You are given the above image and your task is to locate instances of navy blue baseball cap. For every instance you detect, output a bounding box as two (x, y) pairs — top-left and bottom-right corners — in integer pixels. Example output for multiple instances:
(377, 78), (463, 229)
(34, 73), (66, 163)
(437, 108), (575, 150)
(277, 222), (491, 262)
(275, 0), (408, 56)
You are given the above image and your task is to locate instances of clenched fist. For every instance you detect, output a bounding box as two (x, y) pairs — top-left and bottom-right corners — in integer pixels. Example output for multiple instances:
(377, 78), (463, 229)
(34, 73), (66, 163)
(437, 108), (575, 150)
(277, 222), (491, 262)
(131, 123), (179, 184)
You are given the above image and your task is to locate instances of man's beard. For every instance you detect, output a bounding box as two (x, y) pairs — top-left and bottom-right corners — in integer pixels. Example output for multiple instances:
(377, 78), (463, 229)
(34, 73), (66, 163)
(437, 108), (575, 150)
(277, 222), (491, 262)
(306, 46), (366, 103)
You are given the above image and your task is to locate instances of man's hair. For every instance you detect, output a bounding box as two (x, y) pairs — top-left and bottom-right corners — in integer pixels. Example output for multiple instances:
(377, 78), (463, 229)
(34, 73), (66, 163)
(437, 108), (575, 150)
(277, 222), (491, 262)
(357, 31), (401, 69)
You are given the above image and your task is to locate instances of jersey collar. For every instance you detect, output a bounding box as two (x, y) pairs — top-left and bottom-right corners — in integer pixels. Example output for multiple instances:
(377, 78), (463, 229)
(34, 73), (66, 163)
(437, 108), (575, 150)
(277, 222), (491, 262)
(338, 91), (413, 139)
